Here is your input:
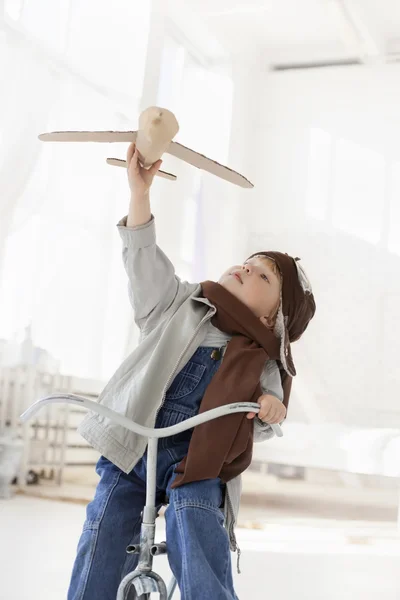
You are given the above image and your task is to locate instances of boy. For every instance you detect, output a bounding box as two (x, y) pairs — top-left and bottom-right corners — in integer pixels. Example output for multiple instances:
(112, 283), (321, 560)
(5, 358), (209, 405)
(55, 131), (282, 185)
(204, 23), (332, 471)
(68, 143), (316, 599)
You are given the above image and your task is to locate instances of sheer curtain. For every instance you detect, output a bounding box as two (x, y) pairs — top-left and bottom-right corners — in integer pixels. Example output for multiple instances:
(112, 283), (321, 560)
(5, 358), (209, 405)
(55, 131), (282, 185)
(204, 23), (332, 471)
(0, 30), (59, 281)
(0, 4), (233, 381)
(0, 1), (151, 381)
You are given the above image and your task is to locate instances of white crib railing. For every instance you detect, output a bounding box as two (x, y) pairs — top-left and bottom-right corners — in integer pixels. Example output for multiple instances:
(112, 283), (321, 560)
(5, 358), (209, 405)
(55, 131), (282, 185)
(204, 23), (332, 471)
(0, 366), (73, 489)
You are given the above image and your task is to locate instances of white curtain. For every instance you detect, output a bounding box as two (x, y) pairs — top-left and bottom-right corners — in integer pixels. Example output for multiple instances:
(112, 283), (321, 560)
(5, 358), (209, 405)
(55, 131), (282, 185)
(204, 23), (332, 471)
(0, 2), (151, 381)
(0, 30), (59, 280)
(0, 4), (233, 382)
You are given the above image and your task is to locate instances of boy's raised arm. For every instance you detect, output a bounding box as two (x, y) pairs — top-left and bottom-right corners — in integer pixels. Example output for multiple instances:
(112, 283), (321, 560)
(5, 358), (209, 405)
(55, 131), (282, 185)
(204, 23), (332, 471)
(126, 141), (161, 228)
(118, 143), (193, 332)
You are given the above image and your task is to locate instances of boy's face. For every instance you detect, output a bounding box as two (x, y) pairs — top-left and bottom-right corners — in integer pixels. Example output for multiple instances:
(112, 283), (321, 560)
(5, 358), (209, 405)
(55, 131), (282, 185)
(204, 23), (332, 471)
(218, 256), (281, 327)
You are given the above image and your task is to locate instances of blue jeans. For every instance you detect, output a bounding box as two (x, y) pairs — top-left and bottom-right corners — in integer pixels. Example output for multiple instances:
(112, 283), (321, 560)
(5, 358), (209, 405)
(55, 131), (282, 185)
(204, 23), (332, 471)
(68, 347), (238, 600)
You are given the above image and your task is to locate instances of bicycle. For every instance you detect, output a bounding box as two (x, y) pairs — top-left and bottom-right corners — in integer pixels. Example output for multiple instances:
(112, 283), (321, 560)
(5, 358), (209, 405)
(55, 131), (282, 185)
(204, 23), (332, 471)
(20, 394), (282, 598)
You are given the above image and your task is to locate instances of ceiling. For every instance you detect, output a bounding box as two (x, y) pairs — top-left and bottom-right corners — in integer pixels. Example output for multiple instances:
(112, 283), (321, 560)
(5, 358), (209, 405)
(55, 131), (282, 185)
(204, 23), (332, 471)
(179, 0), (400, 68)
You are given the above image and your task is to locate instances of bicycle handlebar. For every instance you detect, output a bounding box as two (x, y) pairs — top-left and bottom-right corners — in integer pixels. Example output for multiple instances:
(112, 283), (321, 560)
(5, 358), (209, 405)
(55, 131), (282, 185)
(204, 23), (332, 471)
(20, 393), (283, 438)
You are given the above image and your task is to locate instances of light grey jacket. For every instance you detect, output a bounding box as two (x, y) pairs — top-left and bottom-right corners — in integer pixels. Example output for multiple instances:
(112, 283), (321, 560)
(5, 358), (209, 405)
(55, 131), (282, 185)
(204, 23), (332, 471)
(78, 214), (284, 559)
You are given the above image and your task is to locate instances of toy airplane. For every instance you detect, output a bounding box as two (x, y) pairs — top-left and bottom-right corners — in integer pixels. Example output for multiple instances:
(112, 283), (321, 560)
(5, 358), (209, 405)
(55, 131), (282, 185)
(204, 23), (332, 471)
(38, 106), (253, 188)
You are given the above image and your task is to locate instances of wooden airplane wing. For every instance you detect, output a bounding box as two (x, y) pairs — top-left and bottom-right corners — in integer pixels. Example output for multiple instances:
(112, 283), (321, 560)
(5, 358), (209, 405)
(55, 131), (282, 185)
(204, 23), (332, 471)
(38, 131), (138, 143)
(38, 130), (253, 188)
(167, 140), (254, 189)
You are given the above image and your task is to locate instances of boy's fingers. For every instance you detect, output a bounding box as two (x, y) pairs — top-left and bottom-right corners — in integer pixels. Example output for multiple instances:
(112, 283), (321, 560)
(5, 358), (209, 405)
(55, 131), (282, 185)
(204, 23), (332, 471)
(258, 406), (269, 420)
(150, 159), (162, 175)
(132, 147), (140, 170)
(247, 412), (256, 420)
(260, 408), (276, 423)
(256, 400), (285, 424)
(127, 142), (135, 165)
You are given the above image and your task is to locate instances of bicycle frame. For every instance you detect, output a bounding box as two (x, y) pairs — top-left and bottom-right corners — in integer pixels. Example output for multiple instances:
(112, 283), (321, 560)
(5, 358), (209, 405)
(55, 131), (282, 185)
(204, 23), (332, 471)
(20, 395), (282, 598)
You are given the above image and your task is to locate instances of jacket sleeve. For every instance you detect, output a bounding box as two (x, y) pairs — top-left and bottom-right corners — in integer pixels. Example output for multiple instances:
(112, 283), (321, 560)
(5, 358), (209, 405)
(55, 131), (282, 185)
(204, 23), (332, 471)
(117, 215), (194, 332)
(253, 359), (285, 443)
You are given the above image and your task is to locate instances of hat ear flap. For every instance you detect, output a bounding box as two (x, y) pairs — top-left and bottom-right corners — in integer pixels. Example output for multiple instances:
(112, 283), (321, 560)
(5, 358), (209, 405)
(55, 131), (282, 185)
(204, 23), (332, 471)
(273, 297), (296, 377)
(295, 259), (313, 294)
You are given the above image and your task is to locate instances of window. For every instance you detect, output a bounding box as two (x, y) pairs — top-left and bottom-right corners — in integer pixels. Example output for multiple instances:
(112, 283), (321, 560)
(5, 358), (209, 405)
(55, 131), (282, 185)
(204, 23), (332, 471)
(388, 161), (400, 256)
(4, 0), (24, 21)
(306, 128), (331, 222)
(332, 139), (385, 244)
(157, 35), (233, 280)
(65, 0), (150, 98)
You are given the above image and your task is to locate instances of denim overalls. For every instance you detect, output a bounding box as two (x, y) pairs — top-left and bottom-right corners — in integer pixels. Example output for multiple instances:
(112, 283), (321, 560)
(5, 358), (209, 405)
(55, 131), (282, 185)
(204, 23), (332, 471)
(68, 346), (238, 600)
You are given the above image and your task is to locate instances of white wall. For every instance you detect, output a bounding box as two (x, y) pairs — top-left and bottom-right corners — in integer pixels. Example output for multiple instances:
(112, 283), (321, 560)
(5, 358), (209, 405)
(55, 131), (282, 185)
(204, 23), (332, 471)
(241, 64), (400, 428)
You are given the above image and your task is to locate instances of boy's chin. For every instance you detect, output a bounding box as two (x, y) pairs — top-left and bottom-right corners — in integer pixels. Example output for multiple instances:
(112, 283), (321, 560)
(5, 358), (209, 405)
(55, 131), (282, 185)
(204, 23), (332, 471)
(219, 280), (243, 300)
(218, 278), (235, 292)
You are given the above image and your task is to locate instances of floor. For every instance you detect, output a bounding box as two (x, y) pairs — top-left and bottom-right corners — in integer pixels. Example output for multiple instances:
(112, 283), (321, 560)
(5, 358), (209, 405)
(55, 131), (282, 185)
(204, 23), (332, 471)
(1, 493), (400, 600)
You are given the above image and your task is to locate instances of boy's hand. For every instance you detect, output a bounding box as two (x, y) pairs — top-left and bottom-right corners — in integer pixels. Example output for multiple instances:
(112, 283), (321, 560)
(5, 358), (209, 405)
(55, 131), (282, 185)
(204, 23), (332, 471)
(127, 142), (162, 198)
(247, 394), (286, 424)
